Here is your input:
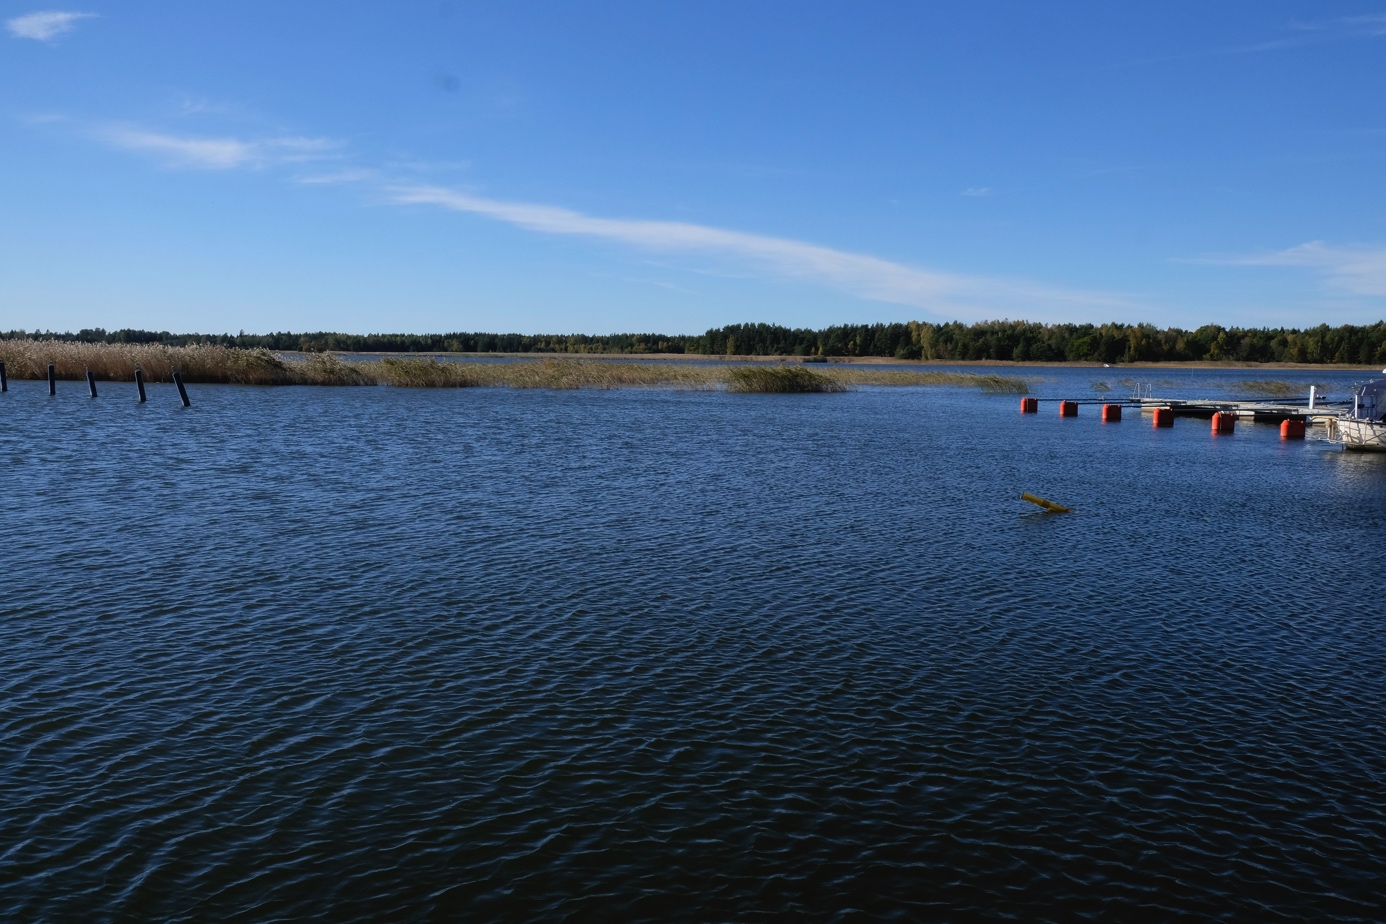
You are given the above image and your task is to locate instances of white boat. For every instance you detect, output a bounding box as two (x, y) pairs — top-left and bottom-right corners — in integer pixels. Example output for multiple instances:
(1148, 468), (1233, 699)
(1326, 377), (1386, 451)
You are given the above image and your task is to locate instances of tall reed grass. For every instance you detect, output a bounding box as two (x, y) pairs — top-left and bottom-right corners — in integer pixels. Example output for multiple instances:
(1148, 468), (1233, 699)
(377, 358), (714, 388)
(0, 340), (372, 385)
(0, 340), (1031, 393)
(827, 369), (1028, 392)
(1231, 379), (1320, 398)
(726, 366), (846, 393)
(378, 358), (482, 388)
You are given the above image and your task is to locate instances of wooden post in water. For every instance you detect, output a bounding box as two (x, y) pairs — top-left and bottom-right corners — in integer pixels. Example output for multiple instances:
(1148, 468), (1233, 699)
(86, 368), (98, 398)
(0, 361), (7, 392)
(173, 371), (190, 407)
(135, 368), (147, 403)
(48, 363), (56, 396)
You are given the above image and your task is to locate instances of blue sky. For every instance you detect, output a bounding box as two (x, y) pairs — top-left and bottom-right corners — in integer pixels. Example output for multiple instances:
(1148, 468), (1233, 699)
(3, 2), (1385, 335)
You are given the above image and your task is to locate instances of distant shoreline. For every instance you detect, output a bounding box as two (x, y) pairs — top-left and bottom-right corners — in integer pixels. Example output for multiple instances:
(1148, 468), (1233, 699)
(305, 351), (1386, 372)
(0, 340), (1027, 391)
(8, 319), (1385, 366)
(2, 339), (1380, 391)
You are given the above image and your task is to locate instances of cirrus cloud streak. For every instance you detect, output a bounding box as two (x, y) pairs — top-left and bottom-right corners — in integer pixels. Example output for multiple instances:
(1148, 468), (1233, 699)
(100, 127), (343, 170)
(1188, 241), (1386, 298)
(385, 184), (1133, 319)
(7, 10), (95, 41)
(72, 120), (1138, 319)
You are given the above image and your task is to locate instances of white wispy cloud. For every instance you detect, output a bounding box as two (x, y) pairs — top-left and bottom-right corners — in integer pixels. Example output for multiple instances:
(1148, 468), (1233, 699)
(1297, 14), (1386, 39)
(1189, 241), (1386, 297)
(294, 168), (376, 185)
(962, 187), (993, 197)
(384, 184), (1131, 318)
(50, 114), (1133, 318)
(100, 127), (342, 170)
(7, 10), (96, 41)
(1226, 14), (1386, 54)
(20, 111), (69, 124)
(1129, 14), (1386, 65)
(1228, 22), (1378, 54)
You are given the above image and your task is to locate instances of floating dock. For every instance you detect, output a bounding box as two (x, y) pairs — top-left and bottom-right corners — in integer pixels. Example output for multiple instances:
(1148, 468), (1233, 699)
(1125, 396), (1340, 425)
(1021, 392), (1344, 435)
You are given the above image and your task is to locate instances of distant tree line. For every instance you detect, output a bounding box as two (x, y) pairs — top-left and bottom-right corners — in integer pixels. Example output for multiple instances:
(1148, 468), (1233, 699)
(4, 319), (1386, 363)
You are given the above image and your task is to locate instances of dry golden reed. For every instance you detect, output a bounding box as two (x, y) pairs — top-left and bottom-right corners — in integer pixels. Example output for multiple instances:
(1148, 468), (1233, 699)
(726, 366), (846, 393)
(1231, 379), (1320, 398)
(825, 369), (1029, 392)
(377, 357), (715, 389)
(0, 341), (1028, 393)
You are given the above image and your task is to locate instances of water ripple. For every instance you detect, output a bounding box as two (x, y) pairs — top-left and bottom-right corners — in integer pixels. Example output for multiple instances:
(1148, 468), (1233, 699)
(0, 377), (1383, 921)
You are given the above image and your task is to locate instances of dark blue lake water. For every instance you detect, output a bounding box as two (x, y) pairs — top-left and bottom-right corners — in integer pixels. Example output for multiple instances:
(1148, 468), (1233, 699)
(2, 366), (1384, 921)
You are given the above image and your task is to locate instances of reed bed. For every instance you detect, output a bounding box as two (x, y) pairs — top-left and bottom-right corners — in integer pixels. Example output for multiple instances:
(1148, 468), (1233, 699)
(0, 340), (1030, 393)
(294, 352), (377, 386)
(0, 339), (373, 386)
(726, 366), (846, 393)
(378, 360), (1022, 392)
(481, 358), (714, 389)
(1230, 379), (1319, 398)
(377, 358), (483, 388)
(823, 369), (1029, 392)
(378, 358), (717, 389)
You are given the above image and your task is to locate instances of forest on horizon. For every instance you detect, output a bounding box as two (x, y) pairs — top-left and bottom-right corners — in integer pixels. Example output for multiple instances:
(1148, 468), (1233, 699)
(5, 319), (1386, 365)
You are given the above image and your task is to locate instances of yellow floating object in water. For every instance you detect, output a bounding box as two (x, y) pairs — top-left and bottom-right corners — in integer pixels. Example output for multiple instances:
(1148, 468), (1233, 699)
(1021, 492), (1072, 513)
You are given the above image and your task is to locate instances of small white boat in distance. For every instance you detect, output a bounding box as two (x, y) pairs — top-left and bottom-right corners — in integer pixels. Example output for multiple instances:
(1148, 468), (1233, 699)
(1326, 377), (1386, 451)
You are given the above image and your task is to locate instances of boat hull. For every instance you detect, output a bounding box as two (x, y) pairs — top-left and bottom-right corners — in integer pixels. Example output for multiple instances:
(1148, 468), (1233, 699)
(1327, 417), (1386, 451)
